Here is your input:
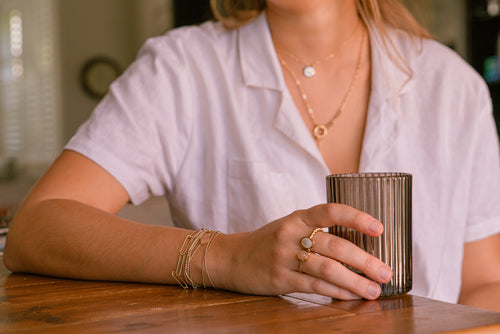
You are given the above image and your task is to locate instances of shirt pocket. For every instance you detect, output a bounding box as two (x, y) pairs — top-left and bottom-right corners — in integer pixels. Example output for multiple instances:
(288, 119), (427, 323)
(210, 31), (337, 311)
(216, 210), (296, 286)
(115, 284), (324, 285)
(227, 159), (294, 233)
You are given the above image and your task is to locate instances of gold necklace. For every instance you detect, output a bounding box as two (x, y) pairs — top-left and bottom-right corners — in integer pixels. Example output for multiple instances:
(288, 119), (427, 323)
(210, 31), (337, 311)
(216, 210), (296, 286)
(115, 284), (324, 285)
(277, 29), (366, 141)
(276, 24), (360, 78)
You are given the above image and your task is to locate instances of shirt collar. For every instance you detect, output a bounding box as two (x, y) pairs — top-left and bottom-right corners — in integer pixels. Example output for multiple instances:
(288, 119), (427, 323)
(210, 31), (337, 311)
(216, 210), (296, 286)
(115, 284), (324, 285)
(369, 25), (416, 106)
(360, 27), (419, 171)
(238, 13), (416, 98)
(238, 12), (283, 91)
(237, 13), (418, 171)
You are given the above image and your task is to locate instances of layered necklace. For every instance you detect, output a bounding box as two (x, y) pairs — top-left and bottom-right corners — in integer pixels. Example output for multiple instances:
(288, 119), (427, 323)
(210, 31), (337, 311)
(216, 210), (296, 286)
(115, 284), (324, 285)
(277, 27), (366, 141)
(276, 25), (359, 79)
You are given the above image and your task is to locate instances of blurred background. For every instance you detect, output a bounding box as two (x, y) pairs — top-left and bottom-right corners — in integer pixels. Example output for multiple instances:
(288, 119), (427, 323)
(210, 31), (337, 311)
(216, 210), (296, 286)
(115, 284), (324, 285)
(0, 0), (499, 227)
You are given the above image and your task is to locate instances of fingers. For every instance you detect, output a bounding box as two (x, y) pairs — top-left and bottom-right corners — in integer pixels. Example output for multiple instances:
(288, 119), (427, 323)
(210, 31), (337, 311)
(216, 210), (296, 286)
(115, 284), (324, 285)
(260, 204), (391, 300)
(290, 204), (393, 299)
(287, 268), (363, 300)
(298, 204), (383, 237)
(311, 232), (393, 284)
(296, 251), (384, 300)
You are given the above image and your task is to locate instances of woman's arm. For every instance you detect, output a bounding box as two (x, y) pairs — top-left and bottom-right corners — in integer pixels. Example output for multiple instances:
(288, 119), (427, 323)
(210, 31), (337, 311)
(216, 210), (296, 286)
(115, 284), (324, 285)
(3, 150), (192, 283)
(4, 150), (392, 300)
(459, 233), (500, 312)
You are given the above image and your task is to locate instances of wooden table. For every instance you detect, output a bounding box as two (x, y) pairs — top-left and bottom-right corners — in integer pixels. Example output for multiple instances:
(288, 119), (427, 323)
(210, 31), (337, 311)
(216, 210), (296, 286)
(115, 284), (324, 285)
(1, 256), (499, 333)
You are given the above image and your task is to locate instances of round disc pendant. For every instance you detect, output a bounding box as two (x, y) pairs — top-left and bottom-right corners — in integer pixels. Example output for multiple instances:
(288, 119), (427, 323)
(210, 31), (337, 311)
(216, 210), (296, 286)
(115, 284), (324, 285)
(313, 125), (328, 140)
(303, 65), (316, 78)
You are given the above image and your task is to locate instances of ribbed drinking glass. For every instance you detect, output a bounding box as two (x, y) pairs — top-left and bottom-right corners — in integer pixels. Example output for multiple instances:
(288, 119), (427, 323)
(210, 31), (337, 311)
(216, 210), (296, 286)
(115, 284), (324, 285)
(326, 172), (412, 296)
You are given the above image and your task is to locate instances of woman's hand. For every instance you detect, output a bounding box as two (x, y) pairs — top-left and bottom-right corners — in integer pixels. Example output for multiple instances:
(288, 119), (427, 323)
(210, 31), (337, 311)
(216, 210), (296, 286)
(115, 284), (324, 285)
(211, 203), (393, 300)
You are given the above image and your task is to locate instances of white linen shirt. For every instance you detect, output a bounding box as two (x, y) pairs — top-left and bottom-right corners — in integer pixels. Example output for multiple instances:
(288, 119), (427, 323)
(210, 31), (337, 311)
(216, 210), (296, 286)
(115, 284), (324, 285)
(66, 13), (500, 304)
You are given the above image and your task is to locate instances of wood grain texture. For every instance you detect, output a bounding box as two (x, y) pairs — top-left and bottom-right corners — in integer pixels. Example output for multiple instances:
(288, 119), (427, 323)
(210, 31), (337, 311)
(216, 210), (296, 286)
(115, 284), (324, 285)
(1, 256), (499, 333)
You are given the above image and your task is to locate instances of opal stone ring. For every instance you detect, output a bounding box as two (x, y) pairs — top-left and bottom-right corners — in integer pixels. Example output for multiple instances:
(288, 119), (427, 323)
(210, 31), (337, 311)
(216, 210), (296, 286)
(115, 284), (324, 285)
(300, 228), (322, 251)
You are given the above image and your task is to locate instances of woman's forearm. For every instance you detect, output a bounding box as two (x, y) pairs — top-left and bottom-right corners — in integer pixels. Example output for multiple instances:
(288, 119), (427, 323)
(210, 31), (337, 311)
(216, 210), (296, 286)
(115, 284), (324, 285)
(4, 198), (195, 284)
(4, 198), (394, 301)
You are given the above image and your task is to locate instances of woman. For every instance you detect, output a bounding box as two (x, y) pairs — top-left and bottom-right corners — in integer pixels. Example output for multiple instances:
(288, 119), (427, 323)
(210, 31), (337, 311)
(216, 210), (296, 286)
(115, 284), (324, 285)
(4, 0), (500, 310)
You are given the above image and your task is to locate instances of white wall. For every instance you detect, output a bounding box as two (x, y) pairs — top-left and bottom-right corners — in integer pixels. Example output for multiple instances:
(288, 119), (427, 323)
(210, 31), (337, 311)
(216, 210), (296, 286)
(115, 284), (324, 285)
(132, 0), (173, 53)
(427, 0), (467, 58)
(57, 0), (173, 143)
(0, 1), (174, 212)
(405, 0), (467, 58)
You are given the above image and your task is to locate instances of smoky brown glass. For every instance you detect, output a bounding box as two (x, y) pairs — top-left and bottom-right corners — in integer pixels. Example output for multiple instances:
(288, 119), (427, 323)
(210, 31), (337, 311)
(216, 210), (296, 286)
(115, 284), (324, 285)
(326, 172), (412, 296)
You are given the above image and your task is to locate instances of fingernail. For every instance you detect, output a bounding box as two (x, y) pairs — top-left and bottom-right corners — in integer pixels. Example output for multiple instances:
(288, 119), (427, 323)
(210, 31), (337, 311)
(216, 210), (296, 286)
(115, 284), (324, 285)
(368, 284), (381, 299)
(368, 221), (382, 234)
(379, 266), (392, 282)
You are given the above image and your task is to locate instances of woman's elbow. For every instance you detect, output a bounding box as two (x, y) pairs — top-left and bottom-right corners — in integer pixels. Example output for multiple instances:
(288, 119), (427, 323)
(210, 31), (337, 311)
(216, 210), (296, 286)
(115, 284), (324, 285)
(2, 209), (37, 273)
(3, 236), (22, 272)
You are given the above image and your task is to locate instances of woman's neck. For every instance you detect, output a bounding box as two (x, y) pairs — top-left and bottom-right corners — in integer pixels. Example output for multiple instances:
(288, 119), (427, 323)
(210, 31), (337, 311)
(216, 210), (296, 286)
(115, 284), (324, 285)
(266, 0), (361, 61)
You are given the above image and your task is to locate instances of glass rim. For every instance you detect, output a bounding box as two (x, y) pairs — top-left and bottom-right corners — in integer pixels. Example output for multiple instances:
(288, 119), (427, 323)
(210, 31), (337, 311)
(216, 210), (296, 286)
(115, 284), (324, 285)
(326, 172), (412, 179)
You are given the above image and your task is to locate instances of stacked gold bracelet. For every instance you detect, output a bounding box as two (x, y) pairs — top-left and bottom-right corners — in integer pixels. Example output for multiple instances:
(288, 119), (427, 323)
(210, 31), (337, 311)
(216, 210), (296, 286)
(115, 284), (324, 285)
(172, 228), (221, 289)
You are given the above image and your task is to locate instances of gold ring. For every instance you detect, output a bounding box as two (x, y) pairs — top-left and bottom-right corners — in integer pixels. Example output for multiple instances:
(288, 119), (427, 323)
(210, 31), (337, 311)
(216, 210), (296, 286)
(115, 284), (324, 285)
(300, 228), (322, 251)
(297, 250), (310, 262)
(297, 250), (311, 273)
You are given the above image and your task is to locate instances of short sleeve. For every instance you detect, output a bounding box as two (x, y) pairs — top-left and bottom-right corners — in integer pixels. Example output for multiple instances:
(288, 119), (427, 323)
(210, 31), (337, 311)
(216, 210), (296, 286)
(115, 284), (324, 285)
(65, 36), (193, 205)
(464, 86), (500, 242)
